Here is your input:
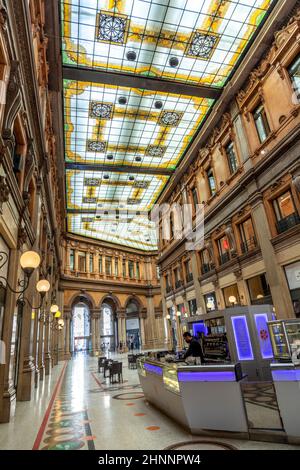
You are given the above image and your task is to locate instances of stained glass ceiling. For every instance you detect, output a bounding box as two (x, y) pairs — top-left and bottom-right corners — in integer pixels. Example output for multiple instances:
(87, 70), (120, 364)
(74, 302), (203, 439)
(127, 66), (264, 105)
(61, 0), (274, 251)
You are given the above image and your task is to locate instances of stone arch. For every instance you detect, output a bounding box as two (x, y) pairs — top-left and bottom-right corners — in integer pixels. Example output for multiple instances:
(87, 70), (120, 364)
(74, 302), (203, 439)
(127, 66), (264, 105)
(68, 291), (96, 311)
(99, 293), (121, 311)
(124, 295), (143, 312)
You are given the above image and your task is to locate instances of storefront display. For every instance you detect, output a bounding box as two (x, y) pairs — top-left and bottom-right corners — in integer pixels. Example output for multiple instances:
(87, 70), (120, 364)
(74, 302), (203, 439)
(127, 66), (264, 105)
(182, 306), (274, 380)
(285, 261), (300, 317)
(268, 319), (300, 363)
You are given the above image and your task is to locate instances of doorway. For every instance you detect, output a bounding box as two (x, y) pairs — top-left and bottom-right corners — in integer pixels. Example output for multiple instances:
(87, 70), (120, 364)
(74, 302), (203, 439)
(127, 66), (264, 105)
(126, 300), (141, 351)
(100, 303), (117, 353)
(72, 303), (91, 353)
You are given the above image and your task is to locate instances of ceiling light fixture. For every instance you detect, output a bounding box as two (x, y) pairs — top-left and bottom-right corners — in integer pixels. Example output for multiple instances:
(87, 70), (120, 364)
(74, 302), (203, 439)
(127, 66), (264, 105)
(118, 96), (127, 105)
(169, 56), (179, 68)
(126, 50), (137, 61)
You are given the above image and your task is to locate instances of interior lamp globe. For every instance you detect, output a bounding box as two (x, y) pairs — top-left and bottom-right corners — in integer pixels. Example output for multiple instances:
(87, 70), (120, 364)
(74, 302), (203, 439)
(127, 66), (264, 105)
(20, 251), (41, 274)
(229, 295), (237, 305)
(36, 279), (50, 294)
(176, 311), (181, 317)
(54, 310), (62, 318)
(50, 304), (59, 313)
(58, 319), (64, 327)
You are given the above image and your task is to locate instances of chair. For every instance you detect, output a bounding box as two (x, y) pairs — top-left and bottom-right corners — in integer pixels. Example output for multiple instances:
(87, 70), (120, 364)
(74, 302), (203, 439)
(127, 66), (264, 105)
(128, 354), (137, 370)
(109, 361), (123, 384)
(98, 356), (106, 373)
(104, 359), (113, 378)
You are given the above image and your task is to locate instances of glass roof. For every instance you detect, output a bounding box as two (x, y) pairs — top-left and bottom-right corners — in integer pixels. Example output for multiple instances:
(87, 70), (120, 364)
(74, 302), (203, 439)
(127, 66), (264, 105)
(62, 0), (273, 86)
(61, 0), (275, 251)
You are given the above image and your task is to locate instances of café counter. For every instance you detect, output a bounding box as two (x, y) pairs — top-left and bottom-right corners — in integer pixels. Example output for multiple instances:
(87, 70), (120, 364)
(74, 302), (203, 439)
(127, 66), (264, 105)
(137, 358), (248, 436)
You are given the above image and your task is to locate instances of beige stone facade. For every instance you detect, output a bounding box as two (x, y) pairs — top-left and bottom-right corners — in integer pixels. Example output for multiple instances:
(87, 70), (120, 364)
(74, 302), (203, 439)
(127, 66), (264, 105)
(157, 10), (300, 328)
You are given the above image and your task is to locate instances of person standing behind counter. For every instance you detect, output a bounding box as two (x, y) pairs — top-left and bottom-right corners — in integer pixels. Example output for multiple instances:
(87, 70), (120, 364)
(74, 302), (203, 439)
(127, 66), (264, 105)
(183, 332), (204, 364)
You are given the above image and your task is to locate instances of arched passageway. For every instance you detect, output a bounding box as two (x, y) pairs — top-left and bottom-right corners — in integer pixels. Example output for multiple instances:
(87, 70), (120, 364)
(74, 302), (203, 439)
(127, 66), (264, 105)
(99, 297), (118, 353)
(71, 301), (91, 354)
(125, 299), (141, 351)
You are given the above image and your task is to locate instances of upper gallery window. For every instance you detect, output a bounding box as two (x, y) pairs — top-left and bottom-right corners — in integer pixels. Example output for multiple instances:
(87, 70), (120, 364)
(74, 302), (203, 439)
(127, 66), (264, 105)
(273, 191), (296, 222)
(89, 253), (94, 273)
(225, 141), (238, 174)
(207, 168), (216, 196)
(253, 103), (271, 143)
(128, 260), (134, 279)
(78, 251), (86, 272)
(288, 54), (300, 96)
(70, 249), (75, 270)
(105, 256), (112, 276)
(238, 217), (257, 253)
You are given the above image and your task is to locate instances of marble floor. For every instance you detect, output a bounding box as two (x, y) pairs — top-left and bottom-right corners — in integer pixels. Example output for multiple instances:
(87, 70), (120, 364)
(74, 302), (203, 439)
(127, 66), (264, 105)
(0, 354), (299, 451)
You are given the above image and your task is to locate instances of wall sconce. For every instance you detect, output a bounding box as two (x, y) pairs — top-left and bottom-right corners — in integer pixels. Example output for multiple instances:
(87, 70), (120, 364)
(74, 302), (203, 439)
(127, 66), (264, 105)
(229, 295), (237, 307)
(0, 249), (51, 311)
(176, 311), (182, 323)
(0, 250), (41, 298)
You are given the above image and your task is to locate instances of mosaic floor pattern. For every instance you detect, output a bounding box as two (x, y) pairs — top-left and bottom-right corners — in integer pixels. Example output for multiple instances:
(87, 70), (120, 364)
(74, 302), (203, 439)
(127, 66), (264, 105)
(0, 354), (299, 450)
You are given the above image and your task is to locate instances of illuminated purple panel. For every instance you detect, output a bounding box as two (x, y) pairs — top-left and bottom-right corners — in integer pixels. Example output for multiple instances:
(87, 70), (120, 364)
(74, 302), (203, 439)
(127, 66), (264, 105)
(178, 371), (236, 382)
(193, 322), (208, 337)
(144, 363), (163, 376)
(254, 313), (273, 359)
(272, 369), (300, 382)
(231, 316), (254, 361)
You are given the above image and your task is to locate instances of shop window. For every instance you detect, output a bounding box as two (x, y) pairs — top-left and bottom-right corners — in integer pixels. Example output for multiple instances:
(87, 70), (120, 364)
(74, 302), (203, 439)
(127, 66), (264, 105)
(253, 103), (271, 143)
(122, 259), (126, 277)
(204, 293), (217, 312)
(99, 255), (103, 274)
(136, 262), (140, 279)
(217, 235), (230, 265)
(128, 260), (134, 279)
(191, 187), (199, 211)
(78, 251), (86, 272)
(70, 249), (75, 270)
(105, 257), (112, 276)
(273, 190), (300, 233)
(288, 54), (300, 98)
(207, 168), (216, 196)
(188, 298), (197, 316)
(225, 141), (238, 174)
(239, 217), (257, 253)
(89, 254), (94, 273)
(223, 284), (240, 308)
(285, 261), (300, 318)
(247, 274), (272, 305)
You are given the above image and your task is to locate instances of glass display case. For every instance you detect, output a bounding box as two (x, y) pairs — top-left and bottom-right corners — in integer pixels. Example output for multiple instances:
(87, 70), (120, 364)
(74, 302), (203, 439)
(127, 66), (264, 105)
(163, 364), (180, 395)
(268, 320), (300, 362)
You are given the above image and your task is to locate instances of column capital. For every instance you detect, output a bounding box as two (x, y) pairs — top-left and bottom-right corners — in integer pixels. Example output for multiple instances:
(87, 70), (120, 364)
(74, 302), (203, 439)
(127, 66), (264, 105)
(63, 308), (72, 320)
(117, 308), (126, 319)
(139, 308), (147, 319)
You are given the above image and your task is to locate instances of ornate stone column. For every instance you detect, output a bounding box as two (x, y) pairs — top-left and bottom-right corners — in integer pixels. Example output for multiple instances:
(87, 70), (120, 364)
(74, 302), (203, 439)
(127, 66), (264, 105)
(139, 308), (147, 349)
(37, 316), (45, 382)
(44, 317), (51, 376)
(64, 309), (72, 360)
(251, 194), (294, 318)
(117, 308), (127, 350)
